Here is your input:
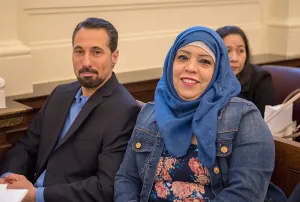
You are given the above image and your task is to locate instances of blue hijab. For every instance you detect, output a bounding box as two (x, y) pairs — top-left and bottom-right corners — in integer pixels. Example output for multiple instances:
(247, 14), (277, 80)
(155, 26), (241, 167)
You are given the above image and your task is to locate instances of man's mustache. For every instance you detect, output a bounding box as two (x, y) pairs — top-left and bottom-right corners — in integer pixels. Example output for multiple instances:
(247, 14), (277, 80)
(79, 67), (98, 75)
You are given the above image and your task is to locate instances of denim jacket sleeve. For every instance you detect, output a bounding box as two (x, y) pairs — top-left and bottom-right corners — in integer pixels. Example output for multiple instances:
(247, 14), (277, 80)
(114, 130), (142, 202)
(214, 103), (275, 201)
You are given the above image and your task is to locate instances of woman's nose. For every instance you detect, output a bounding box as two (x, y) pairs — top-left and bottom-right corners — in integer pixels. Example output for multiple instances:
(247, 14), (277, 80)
(230, 52), (238, 62)
(185, 60), (198, 73)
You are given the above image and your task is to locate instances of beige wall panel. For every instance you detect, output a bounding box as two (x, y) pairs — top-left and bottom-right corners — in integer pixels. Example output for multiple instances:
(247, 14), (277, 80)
(0, 1), (18, 41)
(268, 0), (289, 21)
(0, 0), (32, 96)
(267, 20), (300, 56)
(266, 0), (300, 56)
(22, 0), (261, 42)
(287, 26), (300, 56)
(23, 0), (258, 10)
(0, 55), (33, 96)
(267, 26), (288, 55)
(29, 45), (74, 84)
(240, 25), (266, 55)
(4, 0), (300, 96)
(288, 0), (300, 18)
(22, 0), (262, 86)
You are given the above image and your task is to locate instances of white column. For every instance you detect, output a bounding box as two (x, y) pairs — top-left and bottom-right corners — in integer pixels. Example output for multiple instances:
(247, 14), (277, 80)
(286, 0), (300, 55)
(267, 0), (300, 56)
(0, 0), (33, 96)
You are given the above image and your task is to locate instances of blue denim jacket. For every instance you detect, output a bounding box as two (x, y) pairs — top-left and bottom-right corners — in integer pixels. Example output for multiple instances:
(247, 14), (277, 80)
(115, 97), (285, 202)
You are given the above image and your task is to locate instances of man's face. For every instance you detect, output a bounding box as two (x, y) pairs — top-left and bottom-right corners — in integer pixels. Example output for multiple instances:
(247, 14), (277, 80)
(72, 28), (119, 89)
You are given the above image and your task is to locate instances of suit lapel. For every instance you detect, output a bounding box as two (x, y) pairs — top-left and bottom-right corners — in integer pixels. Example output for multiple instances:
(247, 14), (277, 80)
(38, 83), (80, 174)
(58, 73), (119, 147)
(49, 91), (77, 148)
(58, 95), (103, 146)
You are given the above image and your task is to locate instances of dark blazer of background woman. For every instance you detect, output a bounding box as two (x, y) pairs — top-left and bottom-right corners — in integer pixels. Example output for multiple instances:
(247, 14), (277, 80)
(237, 64), (277, 117)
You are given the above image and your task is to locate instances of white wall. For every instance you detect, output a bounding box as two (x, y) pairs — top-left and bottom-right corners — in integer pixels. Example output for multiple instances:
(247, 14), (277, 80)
(0, 0), (299, 96)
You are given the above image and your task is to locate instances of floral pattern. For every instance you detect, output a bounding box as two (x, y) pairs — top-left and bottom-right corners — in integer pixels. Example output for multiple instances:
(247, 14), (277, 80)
(189, 158), (210, 185)
(149, 144), (213, 202)
(155, 157), (178, 182)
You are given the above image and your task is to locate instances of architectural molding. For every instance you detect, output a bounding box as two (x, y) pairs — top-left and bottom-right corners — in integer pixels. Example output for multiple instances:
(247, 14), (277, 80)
(24, 0), (259, 15)
(0, 41), (31, 58)
(29, 23), (262, 48)
(268, 20), (300, 28)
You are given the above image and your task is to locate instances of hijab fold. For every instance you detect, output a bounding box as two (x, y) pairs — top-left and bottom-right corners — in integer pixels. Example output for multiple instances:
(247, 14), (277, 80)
(155, 26), (241, 167)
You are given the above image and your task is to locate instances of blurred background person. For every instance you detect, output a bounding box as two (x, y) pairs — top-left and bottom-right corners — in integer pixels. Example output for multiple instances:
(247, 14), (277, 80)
(216, 26), (277, 117)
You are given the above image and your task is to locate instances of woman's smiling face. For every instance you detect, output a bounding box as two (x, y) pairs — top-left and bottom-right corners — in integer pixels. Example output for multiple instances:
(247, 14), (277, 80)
(173, 45), (215, 101)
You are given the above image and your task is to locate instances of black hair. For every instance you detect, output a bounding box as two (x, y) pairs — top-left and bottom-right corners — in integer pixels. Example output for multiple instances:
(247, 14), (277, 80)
(216, 26), (252, 87)
(72, 17), (118, 53)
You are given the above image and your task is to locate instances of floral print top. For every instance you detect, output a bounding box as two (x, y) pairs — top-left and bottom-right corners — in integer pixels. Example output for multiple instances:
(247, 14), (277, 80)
(149, 144), (214, 202)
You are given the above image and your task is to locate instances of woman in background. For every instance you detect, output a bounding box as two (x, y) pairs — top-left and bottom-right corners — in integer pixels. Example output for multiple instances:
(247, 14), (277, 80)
(216, 26), (277, 117)
(114, 26), (284, 201)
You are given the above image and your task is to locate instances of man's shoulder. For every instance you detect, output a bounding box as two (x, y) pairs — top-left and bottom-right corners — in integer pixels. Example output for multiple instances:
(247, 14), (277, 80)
(110, 83), (139, 106)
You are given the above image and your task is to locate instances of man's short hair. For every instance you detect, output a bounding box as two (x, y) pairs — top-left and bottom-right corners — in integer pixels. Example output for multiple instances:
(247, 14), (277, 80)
(72, 17), (118, 53)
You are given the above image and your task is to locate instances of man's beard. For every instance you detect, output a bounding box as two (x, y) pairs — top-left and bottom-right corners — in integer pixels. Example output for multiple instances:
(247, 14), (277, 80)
(77, 67), (104, 89)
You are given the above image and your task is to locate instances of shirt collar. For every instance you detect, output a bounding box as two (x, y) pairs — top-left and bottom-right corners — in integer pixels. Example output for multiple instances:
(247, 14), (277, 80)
(75, 88), (89, 104)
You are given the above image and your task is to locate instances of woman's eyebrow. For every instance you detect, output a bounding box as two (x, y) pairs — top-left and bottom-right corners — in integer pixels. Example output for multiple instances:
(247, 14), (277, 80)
(198, 54), (211, 57)
(226, 45), (245, 48)
(177, 50), (191, 55)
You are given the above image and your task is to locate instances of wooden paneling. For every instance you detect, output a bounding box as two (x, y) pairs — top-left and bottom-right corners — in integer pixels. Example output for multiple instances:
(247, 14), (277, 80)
(271, 137), (300, 196)
(123, 79), (159, 103)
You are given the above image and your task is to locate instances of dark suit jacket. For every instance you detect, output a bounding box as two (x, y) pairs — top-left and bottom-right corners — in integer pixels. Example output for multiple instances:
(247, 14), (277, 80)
(0, 73), (140, 202)
(238, 65), (278, 117)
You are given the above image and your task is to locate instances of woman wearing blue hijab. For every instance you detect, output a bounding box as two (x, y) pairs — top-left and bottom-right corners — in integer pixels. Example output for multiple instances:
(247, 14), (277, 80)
(114, 26), (278, 201)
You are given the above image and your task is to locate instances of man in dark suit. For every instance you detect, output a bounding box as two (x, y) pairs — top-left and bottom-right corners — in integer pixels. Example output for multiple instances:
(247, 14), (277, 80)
(0, 17), (140, 202)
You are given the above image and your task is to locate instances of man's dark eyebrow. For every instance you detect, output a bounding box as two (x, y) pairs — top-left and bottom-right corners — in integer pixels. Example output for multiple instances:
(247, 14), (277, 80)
(74, 45), (83, 50)
(91, 46), (104, 51)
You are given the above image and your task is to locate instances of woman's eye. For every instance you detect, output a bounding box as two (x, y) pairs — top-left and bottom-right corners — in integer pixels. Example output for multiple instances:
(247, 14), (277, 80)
(227, 49), (231, 53)
(177, 55), (188, 61)
(199, 59), (211, 65)
(239, 49), (245, 54)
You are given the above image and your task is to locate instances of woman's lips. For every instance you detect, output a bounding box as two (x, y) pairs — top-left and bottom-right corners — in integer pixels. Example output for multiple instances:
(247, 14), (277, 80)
(181, 78), (199, 86)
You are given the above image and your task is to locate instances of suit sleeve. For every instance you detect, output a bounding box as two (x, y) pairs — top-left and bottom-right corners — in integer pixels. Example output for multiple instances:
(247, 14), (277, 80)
(43, 104), (140, 202)
(0, 89), (56, 179)
(253, 73), (278, 117)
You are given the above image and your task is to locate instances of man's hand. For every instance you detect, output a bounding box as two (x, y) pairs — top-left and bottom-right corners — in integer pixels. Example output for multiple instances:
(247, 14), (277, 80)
(0, 177), (7, 184)
(6, 174), (36, 202)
